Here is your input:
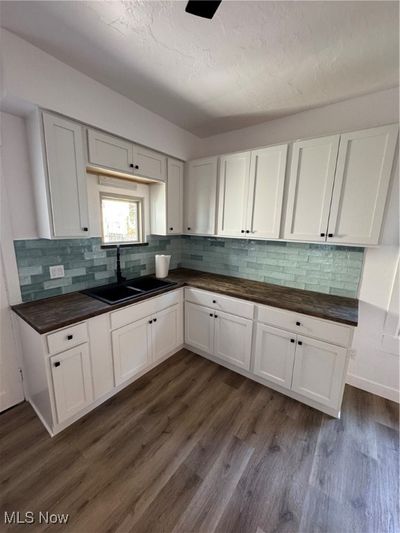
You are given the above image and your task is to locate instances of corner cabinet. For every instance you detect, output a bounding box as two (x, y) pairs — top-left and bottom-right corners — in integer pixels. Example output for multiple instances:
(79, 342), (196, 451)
(184, 157), (218, 235)
(217, 145), (287, 239)
(27, 110), (90, 238)
(284, 125), (398, 245)
(87, 128), (166, 182)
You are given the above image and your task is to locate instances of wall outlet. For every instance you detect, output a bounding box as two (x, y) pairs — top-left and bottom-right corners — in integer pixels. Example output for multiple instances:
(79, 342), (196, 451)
(49, 265), (65, 279)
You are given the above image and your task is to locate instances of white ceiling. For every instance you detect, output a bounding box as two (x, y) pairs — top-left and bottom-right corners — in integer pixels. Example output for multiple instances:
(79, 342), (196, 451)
(1, 1), (398, 137)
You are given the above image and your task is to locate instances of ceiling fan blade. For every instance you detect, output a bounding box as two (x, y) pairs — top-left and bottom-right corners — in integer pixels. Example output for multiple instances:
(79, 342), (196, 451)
(185, 1), (222, 19)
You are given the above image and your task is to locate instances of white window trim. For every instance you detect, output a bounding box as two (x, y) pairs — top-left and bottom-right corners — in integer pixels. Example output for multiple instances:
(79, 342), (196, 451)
(100, 192), (145, 246)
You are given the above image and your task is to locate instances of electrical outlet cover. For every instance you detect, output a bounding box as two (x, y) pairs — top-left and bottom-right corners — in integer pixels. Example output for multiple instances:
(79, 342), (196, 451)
(49, 265), (65, 279)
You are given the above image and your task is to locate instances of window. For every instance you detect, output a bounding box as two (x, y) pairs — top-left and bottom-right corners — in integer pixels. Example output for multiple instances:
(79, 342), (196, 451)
(100, 193), (144, 245)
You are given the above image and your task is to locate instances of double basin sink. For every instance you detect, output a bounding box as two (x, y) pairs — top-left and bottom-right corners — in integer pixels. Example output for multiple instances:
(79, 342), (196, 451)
(82, 276), (177, 305)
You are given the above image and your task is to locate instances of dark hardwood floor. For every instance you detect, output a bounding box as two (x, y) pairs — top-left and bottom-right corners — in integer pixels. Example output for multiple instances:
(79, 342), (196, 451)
(1, 349), (398, 533)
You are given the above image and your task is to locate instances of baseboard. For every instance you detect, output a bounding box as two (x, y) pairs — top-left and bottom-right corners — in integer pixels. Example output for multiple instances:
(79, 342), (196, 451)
(346, 373), (400, 403)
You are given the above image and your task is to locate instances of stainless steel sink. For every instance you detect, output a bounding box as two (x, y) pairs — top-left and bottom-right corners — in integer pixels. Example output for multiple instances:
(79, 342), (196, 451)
(81, 276), (176, 304)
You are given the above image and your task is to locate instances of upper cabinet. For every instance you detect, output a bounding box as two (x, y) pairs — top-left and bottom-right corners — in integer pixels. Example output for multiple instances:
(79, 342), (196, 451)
(87, 128), (166, 182)
(327, 125), (398, 245)
(184, 157), (218, 235)
(217, 145), (288, 238)
(284, 125), (398, 245)
(27, 110), (90, 239)
(150, 158), (183, 235)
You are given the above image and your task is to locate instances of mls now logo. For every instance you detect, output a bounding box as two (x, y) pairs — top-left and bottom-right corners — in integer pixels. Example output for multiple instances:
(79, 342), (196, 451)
(4, 511), (69, 524)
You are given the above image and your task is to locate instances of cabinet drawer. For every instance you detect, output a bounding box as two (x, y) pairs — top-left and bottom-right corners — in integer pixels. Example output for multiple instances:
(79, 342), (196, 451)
(111, 289), (181, 330)
(47, 322), (88, 355)
(185, 288), (254, 320)
(256, 305), (352, 347)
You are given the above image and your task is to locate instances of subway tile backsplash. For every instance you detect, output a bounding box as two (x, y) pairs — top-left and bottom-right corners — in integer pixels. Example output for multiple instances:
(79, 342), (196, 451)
(14, 236), (364, 302)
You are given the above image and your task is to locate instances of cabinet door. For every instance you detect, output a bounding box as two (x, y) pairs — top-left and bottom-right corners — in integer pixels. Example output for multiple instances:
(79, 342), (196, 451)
(50, 344), (93, 424)
(185, 302), (214, 354)
(87, 314), (114, 400)
(248, 145), (287, 239)
(43, 113), (89, 237)
(284, 135), (340, 241)
(112, 317), (151, 386)
(134, 145), (166, 181)
(253, 324), (296, 389)
(291, 335), (347, 409)
(87, 129), (133, 173)
(167, 159), (184, 234)
(152, 304), (182, 363)
(214, 310), (253, 370)
(327, 125), (398, 245)
(184, 158), (218, 235)
(217, 152), (251, 237)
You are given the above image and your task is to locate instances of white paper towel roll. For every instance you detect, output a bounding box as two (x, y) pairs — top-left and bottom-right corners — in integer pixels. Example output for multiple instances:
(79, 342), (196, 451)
(155, 255), (171, 279)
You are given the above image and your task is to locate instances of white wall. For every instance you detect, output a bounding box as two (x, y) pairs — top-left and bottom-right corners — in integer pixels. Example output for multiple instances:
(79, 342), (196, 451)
(1, 29), (199, 161)
(194, 87), (399, 157)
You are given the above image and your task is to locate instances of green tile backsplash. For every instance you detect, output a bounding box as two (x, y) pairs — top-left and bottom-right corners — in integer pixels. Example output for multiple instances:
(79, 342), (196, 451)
(14, 236), (364, 302)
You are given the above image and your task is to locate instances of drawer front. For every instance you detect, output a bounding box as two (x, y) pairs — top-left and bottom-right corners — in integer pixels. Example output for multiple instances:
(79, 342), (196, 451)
(256, 305), (352, 347)
(185, 288), (254, 320)
(47, 322), (88, 355)
(111, 289), (182, 330)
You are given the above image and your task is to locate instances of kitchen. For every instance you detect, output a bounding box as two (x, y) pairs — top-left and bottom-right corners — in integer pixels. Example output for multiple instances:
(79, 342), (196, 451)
(0, 1), (399, 532)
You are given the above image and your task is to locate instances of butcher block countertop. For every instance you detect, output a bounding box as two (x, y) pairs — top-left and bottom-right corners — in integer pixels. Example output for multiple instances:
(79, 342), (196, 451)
(12, 268), (359, 334)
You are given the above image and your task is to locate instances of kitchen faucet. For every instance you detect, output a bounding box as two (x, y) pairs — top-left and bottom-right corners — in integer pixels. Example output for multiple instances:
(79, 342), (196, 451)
(115, 245), (126, 284)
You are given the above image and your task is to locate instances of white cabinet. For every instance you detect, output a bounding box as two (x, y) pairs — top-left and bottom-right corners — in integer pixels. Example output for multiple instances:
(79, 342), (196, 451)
(217, 146), (287, 238)
(184, 157), (218, 235)
(87, 314), (114, 400)
(149, 158), (183, 235)
(167, 159), (184, 234)
(253, 324), (296, 388)
(87, 129), (133, 173)
(50, 344), (93, 424)
(28, 110), (89, 238)
(185, 302), (214, 354)
(284, 125), (398, 245)
(291, 335), (347, 409)
(87, 128), (166, 181)
(327, 124), (398, 245)
(218, 152), (251, 237)
(152, 304), (183, 363)
(185, 301), (253, 371)
(284, 135), (340, 242)
(112, 317), (152, 386)
(214, 310), (253, 370)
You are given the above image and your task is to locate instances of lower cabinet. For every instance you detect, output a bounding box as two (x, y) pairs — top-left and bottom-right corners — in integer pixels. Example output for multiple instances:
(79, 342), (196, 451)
(253, 324), (296, 388)
(291, 335), (347, 408)
(112, 317), (151, 386)
(152, 304), (183, 363)
(50, 344), (93, 424)
(185, 302), (253, 371)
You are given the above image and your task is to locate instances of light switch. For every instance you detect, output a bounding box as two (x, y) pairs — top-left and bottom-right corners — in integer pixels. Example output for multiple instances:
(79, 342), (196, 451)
(49, 265), (65, 279)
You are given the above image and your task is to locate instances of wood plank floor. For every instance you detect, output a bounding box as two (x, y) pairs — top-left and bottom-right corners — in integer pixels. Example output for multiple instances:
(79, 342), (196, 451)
(1, 349), (398, 533)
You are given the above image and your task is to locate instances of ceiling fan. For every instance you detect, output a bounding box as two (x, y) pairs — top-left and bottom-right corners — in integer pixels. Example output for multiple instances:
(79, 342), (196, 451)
(185, 1), (222, 19)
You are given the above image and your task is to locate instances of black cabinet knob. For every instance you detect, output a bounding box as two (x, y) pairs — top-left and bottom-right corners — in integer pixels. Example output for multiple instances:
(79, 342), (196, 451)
(214, 314), (218, 318)
(135, 165), (139, 170)
(148, 320), (153, 324)
(296, 321), (301, 326)
(54, 361), (61, 367)
(328, 233), (333, 238)
(246, 230), (250, 233)
(241, 230), (245, 233)
(169, 227), (173, 231)
(67, 334), (73, 340)
(129, 163), (134, 168)
(187, 227), (191, 230)
(298, 341), (303, 346)
(153, 318), (157, 322)
(212, 300), (216, 304)
(290, 339), (295, 343)
(320, 233), (325, 237)
(83, 227), (88, 232)
(209, 313), (213, 317)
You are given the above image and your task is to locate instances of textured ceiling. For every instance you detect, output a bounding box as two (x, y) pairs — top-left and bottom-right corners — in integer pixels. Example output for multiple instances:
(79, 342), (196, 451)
(1, 0), (398, 137)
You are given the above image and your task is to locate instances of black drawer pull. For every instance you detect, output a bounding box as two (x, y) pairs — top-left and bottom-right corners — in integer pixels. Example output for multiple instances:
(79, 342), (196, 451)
(54, 361), (61, 367)
(320, 233), (325, 237)
(290, 339), (295, 343)
(82, 227), (88, 232)
(169, 227), (173, 231)
(296, 321), (301, 326)
(209, 313), (213, 317)
(328, 233), (333, 238)
(148, 320), (153, 324)
(187, 227), (191, 230)
(214, 314), (218, 318)
(135, 165), (139, 170)
(67, 334), (73, 340)
(246, 230), (250, 233)
(153, 318), (157, 322)
(241, 230), (245, 233)
(297, 341), (303, 346)
(129, 163), (134, 168)
(212, 300), (216, 304)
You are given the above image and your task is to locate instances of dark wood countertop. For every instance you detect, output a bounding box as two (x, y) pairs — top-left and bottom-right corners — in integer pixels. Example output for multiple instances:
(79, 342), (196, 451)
(12, 268), (358, 334)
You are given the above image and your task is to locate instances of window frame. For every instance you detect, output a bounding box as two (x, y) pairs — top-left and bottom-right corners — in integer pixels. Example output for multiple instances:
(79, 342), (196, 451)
(99, 192), (145, 246)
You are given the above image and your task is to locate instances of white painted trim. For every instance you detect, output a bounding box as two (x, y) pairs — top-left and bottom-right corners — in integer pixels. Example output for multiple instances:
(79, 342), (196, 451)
(346, 373), (400, 403)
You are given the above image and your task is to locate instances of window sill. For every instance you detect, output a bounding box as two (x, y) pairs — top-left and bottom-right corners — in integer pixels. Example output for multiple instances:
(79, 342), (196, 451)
(101, 242), (149, 249)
